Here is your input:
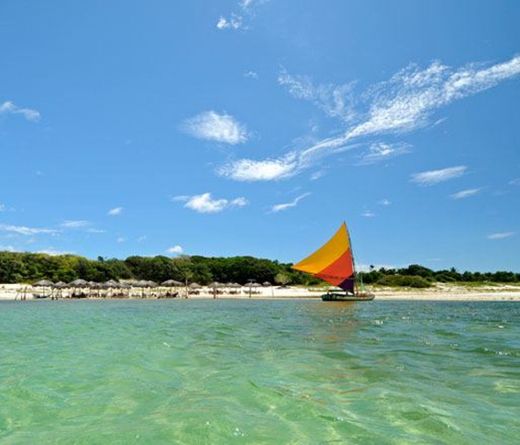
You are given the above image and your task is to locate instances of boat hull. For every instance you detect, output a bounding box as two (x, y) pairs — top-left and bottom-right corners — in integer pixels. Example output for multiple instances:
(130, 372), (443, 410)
(321, 292), (375, 302)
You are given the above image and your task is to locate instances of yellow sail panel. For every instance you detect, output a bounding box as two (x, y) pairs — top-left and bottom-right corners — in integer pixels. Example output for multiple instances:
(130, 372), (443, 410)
(292, 223), (350, 274)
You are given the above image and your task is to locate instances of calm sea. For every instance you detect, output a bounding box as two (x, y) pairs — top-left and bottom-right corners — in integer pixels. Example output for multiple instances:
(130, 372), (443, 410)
(0, 299), (519, 444)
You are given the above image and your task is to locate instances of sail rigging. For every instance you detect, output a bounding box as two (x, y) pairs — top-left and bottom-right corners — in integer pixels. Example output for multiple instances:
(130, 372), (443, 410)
(292, 222), (356, 292)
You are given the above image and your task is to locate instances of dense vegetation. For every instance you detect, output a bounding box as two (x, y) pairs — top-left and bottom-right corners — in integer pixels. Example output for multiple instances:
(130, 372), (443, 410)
(0, 251), (518, 287)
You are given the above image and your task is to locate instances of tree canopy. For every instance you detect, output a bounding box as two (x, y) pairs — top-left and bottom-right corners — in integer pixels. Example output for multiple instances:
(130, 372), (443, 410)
(0, 252), (518, 287)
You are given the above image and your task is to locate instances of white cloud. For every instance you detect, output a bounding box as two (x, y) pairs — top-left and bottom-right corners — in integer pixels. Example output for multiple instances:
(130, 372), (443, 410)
(182, 111), (248, 145)
(216, 0), (266, 30)
(116, 237), (126, 243)
(0, 245), (16, 252)
(362, 210), (375, 218)
(378, 199), (391, 206)
(450, 188), (481, 199)
(357, 142), (411, 165)
(411, 166), (467, 186)
(270, 193), (310, 213)
(37, 249), (73, 256)
(509, 178), (520, 186)
(86, 228), (106, 234)
(244, 70), (258, 79)
(0, 224), (58, 236)
(137, 235), (147, 242)
(225, 56), (520, 182)
(487, 232), (515, 240)
(218, 155), (298, 181)
(0, 203), (5, 212)
(175, 192), (248, 214)
(310, 170), (326, 181)
(0, 101), (40, 122)
(108, 207), (123, 216)
(60, 220), (90, 229)
(216, 15), (243, 30)
(166, 245), (183, 255)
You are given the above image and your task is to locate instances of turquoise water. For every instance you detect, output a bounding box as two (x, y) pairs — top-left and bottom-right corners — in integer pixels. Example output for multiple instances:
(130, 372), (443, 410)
(0, 300), (519, 444)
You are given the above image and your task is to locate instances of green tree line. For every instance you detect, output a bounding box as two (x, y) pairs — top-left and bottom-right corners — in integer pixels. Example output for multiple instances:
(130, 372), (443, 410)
(0, 251), (316, 285)
(0, 251), (518, 287)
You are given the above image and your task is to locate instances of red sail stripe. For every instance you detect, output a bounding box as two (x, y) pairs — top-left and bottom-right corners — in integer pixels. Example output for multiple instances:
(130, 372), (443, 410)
(314, 249), (354, 287)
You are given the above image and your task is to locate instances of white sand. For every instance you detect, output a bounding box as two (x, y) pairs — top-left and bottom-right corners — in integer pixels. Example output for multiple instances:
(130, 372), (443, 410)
(1, 283), (520, 301)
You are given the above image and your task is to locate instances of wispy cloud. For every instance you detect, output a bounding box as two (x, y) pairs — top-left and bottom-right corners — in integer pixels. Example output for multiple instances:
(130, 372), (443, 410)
(216, 0), (266, 31)
(182, 111), (248, 145)
(378, 199), (391, 206)
(270, 193), (310, 213)
(166, 245), (183, 255)
(357, 142), (411, 165)
(278, 69), (356, 121)
(509, 178), (520, 186)
(411, 166), (467, 186)
(362, 210), (376, 218)
(60, 220), (90, 229)
(108, 207), (123, 216)
(0, 101), (40, 122)
(220, 55), (520, 181)
(347, 55), (520, 138)
(450, 188), (481, 199)
(487, 232), (515, 240)
(116, 237), (126, 243)
(174, 193), (248, 214)
(218, 155), (297, 181)
(86, 228), (106, 234)
(0, 224), (58, 236)
(0, 203), (5, 212)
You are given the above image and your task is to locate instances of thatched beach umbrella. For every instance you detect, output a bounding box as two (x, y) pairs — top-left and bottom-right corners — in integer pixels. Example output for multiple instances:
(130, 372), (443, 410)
(209, 281), (223, 298)
(162, 279), (183, 287)
(34, 279), (53, 299)
(160, 279), (181, 297)
(189, 282), (201, 289)
(262, 281), (272, 287)
(247, 282), (261, 298)
(69, 279), (88, 298)
(52, 281), (67, 299)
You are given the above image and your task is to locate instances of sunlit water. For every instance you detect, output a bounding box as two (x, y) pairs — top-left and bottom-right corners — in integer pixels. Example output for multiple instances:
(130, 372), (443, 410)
(0, 299), (519, 444)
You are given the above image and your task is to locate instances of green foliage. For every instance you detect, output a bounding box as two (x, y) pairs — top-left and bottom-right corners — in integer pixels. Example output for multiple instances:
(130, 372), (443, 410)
(376, 274), (432, 288)
(0, 250), (518, 287)
(274, 272), (291, 286)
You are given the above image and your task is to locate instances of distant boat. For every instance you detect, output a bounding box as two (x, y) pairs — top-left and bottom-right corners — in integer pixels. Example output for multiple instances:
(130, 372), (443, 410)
(292, 222), (375, 302)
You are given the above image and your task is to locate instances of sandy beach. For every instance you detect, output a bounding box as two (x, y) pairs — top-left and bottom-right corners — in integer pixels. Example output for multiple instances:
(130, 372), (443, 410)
(1, 283), (520, 301)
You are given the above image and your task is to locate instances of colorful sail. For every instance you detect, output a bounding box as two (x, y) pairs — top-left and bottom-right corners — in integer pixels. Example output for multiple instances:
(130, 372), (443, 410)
(292, 222), (355, 292)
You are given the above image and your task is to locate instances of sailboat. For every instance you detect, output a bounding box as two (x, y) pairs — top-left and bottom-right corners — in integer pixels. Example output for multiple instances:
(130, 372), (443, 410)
(292, 222), (375, 302)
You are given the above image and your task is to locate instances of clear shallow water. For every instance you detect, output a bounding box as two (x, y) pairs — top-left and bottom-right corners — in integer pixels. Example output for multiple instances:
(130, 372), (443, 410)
(0, 300), (519, 444)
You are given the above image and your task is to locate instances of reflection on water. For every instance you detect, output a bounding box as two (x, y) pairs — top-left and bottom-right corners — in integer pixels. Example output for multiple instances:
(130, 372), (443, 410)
(0, 299), (519, 444)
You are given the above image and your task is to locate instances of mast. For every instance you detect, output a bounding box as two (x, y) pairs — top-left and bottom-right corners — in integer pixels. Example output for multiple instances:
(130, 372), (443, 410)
(345, 222), (356, 294)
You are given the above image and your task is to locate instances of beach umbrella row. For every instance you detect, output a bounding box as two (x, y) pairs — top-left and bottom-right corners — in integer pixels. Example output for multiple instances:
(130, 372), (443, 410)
(32, 279), (275, 287)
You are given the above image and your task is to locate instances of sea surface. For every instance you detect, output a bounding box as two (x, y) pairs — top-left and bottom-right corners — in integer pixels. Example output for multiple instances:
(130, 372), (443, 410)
(0, 299), (519, 444)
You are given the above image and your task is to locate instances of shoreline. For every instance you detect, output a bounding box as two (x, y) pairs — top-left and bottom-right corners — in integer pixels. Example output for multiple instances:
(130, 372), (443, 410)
(1, 283), (520, 302)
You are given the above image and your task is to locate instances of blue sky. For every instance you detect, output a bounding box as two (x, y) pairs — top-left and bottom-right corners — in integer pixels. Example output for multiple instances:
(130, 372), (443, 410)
(1, 0), (519, 271)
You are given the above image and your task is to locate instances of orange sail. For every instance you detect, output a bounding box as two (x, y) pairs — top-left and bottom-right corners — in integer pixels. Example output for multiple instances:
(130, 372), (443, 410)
(292, 222), (355, 292)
